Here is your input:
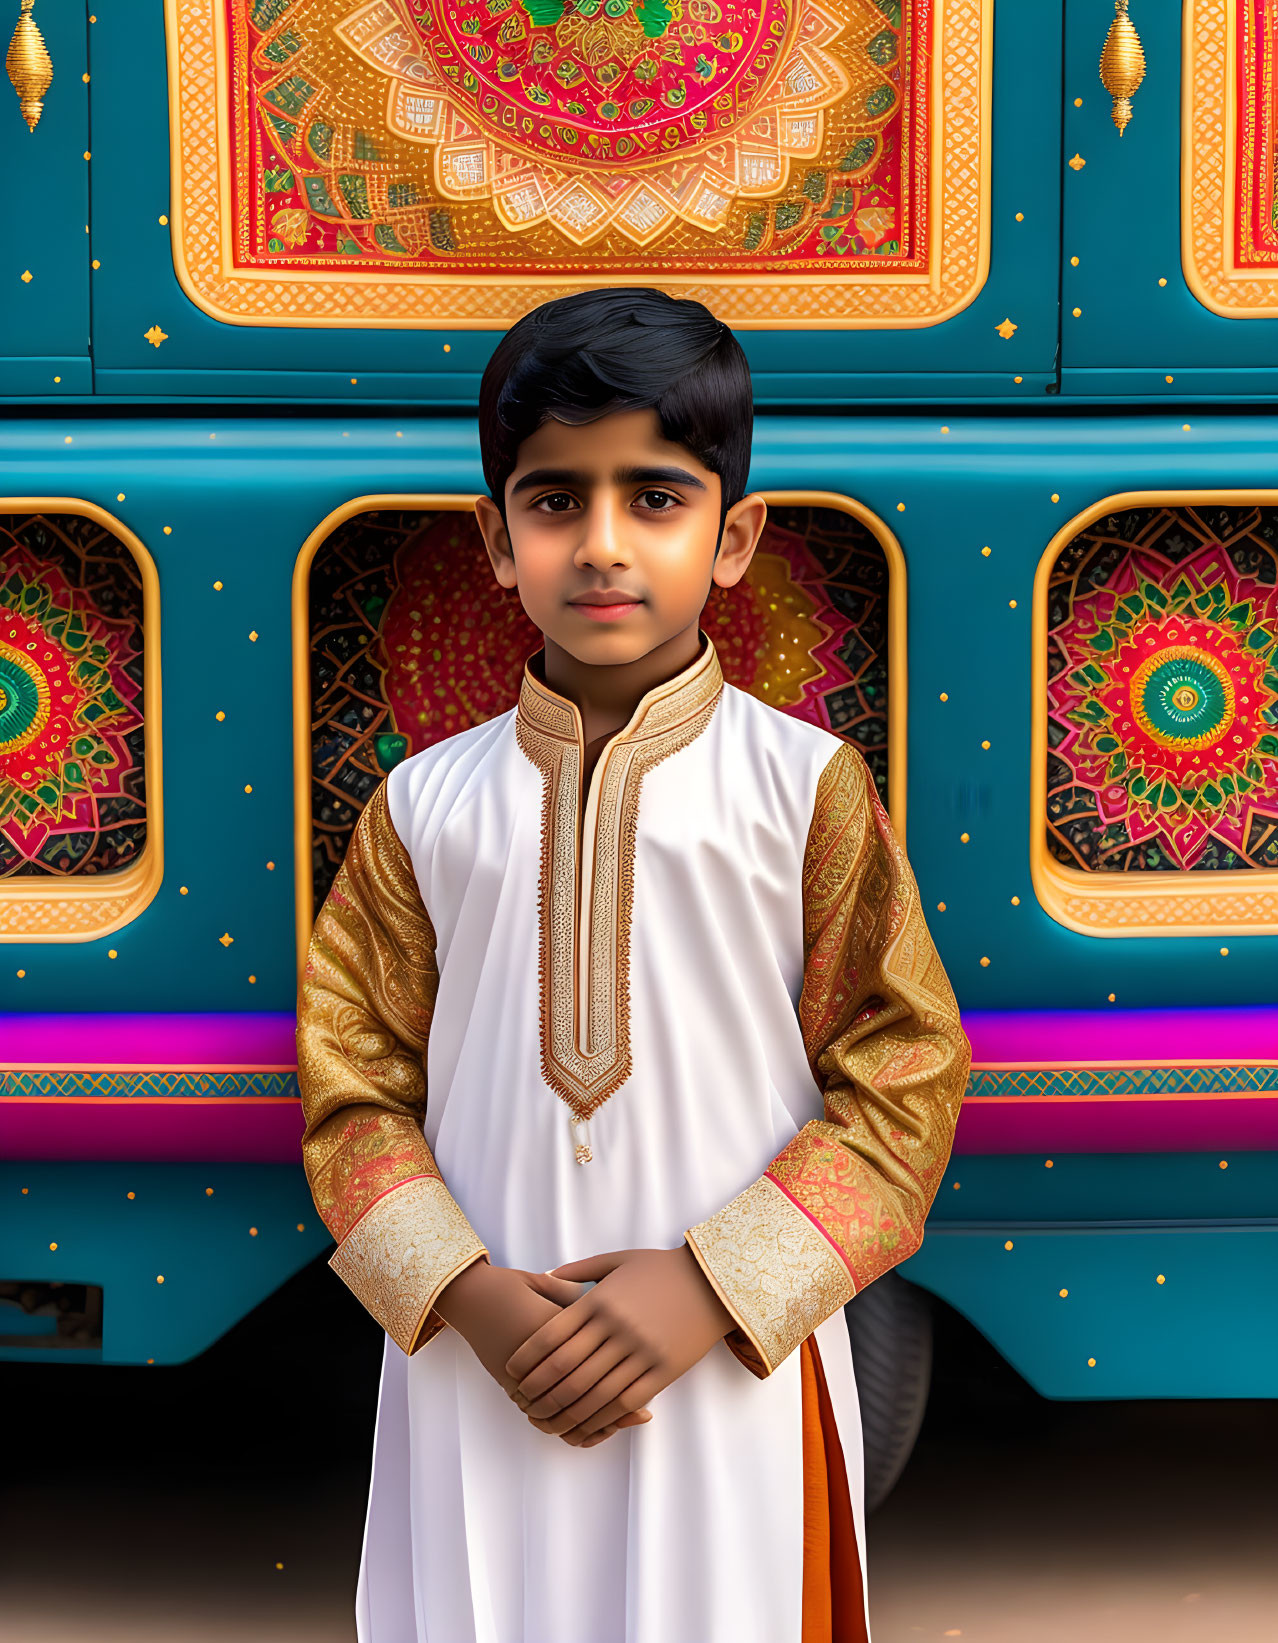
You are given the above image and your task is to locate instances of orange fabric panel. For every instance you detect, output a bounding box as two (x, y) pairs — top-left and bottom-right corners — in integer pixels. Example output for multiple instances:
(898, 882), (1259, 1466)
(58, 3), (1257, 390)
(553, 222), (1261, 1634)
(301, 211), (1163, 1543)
(800, 1338), (832, 1641)
(801, 1335), (869, 1643)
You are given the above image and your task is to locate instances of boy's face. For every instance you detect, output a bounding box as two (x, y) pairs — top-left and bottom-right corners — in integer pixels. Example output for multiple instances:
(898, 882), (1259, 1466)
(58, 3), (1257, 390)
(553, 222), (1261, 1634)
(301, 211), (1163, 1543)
(475, 407), (766, 669)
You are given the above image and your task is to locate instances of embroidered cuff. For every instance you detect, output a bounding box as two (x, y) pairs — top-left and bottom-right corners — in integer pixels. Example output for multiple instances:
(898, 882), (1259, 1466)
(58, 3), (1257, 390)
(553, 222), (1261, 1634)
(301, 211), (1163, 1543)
(684, 1175), (855, 1378)
(328, 1174), (489, 1356)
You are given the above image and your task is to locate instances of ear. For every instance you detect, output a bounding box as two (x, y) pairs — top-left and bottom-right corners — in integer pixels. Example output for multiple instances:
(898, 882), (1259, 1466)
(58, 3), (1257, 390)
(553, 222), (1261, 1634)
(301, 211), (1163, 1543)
(475, 494), (517, 590)
(711, 492), (768, 592)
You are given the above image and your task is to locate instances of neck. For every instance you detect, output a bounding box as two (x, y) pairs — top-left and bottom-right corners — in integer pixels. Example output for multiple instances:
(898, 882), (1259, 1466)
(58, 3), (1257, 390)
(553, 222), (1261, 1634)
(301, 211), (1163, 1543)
(539, 621), (705, 742)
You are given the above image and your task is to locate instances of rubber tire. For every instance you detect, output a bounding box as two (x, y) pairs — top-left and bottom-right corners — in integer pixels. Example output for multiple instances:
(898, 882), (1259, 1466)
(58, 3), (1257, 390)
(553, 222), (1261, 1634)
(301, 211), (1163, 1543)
(843, 1271), (934, 1516)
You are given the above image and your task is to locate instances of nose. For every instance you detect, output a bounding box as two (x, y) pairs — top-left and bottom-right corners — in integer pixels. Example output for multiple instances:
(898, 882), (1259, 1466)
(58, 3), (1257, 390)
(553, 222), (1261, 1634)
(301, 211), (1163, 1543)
(574, 496), (631, 571)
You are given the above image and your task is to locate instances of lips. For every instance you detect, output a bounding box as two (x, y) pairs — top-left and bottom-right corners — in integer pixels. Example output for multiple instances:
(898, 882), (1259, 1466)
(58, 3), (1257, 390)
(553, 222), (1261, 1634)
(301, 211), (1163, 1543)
(570, 593), (643, 605)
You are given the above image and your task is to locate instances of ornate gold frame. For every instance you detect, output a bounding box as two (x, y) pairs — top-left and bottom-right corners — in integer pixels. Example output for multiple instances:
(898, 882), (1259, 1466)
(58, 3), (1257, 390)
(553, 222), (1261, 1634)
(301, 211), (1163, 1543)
(1182, 0), (1278, 316)
(166, 0), (991, 330)
(292, 490), (907, 976)
(1031, 490), (1278, 938)
(0, 500), (164, 943)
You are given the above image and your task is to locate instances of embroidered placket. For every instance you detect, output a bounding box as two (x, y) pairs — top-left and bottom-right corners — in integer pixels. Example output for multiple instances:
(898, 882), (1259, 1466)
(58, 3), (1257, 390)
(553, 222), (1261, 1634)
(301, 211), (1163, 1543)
(515, 635), (724, 1167)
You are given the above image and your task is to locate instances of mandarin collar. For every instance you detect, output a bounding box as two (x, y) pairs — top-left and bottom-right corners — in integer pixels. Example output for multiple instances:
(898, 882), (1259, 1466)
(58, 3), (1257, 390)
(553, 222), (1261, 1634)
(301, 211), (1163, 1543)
(517, 628), (724, 745)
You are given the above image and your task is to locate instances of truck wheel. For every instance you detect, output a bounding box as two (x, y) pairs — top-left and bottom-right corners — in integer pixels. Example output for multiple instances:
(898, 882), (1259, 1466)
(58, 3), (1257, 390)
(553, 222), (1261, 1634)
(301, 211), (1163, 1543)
(843, 1271), (933, 1515)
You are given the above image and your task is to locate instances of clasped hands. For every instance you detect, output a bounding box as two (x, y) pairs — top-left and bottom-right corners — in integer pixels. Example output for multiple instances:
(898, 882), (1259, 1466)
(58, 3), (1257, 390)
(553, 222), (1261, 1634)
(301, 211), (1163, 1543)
(435, 1245), (735, 1450)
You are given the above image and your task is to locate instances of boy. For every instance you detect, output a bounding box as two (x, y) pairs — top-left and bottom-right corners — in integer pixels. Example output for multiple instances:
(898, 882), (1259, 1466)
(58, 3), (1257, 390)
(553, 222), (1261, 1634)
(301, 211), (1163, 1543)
(296, 287), (971, 1643)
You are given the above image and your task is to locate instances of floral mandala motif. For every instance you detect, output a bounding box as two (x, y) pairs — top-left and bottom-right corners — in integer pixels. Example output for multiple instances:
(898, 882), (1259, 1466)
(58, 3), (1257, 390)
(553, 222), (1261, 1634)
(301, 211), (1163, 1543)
(0, 547), (143, 870)
(335, 0), (856, 246)
(1050, 541), (1278, 871)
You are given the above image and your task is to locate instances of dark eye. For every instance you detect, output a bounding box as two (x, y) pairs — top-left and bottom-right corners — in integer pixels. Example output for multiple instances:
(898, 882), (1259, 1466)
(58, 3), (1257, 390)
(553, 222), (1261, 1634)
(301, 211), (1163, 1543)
(536, 491), (577, 512)
(638, 489), (677, 511)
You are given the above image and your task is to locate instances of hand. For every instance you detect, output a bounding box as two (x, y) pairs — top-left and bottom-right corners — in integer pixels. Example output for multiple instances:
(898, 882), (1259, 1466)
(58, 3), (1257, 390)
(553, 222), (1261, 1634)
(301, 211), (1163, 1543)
(434, 1259), (652, 1448)
(504, 1245), (736, 1443)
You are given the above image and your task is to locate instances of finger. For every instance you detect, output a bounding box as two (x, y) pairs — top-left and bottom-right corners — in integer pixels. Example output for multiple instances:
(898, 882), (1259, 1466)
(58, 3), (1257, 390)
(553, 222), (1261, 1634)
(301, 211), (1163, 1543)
(569, 1422), (620, 1448)
(561, 1369), (664, 1441)
(521, 1337), (631, 1420)
(562, 1408), (652, 1447)
(546, 1250), (631, 1282)
(509, 1314), (608, 1400)
(504, 1295), (596, 1382)
(560, 1414), (626, 1448)
(523, 1272), (589, 1306)
(533, 1355), (647, 1437)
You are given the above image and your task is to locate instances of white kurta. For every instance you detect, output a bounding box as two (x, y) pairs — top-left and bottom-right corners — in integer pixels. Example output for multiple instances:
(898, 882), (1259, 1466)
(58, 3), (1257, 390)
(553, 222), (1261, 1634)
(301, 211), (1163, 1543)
(344, 652), (874, 1643)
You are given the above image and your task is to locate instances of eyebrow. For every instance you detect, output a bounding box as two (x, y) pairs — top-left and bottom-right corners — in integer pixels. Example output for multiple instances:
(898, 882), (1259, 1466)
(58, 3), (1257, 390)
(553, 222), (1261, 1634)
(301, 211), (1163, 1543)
(509, 464), (708, 496)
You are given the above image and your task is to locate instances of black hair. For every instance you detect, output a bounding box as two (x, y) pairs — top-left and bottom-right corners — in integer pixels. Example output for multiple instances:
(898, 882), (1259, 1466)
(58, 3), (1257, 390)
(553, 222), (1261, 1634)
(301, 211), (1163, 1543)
(478, 287), (753, 525)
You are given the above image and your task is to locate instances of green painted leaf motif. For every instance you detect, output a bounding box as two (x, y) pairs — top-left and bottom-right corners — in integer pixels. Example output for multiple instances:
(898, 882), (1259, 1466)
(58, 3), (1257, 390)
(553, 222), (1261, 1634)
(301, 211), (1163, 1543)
(839, 136), (876, 172)
(429, 210), (457, 251)
(337, 174), (373, 219)
(264, 167), (295, 191)
(264, 74), (315, 117)
(521, 0), (566, 24)
(801, 170), (826, 202)
(263, 28), (302, 65)
(1246, 626), (1274, 651)
(873, 0), (901, 24)
(1225, 600), (1254, 627)
(304, 176), (341, 216)
(1202, 780), (1224, 807)
(1169, 576), (1195, 606)
(866, 27), (897, 66)
(635, 0), (672, 31)
(1258, 733), (1278, 756)
(1140, 580), (1168, 611)
(865, 84), (896, 118)
(1087, 629), (1115, 652)
(251, 0), (295, 28)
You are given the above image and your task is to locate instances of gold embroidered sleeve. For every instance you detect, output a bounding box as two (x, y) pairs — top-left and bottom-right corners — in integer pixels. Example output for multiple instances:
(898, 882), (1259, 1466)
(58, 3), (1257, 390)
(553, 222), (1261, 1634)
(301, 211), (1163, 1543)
(296, 780), (488, 1356)
(685, 741), (972, 1378)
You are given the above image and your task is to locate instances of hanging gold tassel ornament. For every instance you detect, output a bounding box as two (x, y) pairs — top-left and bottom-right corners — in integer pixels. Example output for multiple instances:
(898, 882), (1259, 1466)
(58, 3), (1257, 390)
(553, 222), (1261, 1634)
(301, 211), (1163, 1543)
(6, 0), (53, 133)
(1099, 0), (1145, 136)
